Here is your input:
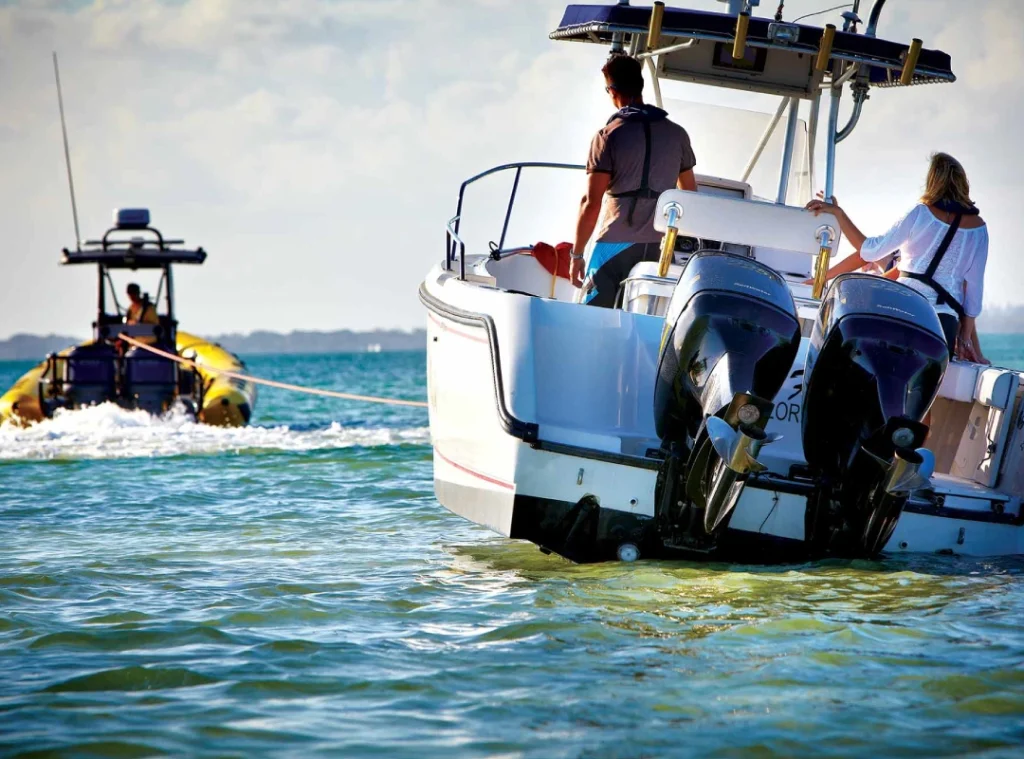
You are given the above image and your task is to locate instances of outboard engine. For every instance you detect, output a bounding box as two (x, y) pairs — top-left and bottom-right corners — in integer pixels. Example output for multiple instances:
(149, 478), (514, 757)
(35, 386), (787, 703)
(802, 274), (948, 557)
(61, 343), (118, 409)
(123, 345), (178, 415)
(653, 251), (801, 552)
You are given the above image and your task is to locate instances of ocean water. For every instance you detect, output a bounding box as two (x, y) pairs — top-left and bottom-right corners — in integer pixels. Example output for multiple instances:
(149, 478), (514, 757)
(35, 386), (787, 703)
(1, 341), (1024, 758)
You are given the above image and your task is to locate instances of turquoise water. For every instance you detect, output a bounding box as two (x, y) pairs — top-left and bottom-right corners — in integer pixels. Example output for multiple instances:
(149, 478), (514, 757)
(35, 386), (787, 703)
(1, 342), (1024, 757)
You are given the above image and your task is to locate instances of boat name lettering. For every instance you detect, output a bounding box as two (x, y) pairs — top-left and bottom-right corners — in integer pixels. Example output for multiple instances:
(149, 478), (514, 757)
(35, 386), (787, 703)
(774, 401), (800, 423)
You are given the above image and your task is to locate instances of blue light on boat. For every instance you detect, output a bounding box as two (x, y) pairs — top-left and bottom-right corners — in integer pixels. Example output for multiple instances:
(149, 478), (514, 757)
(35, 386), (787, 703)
(115, 208), (151, 230)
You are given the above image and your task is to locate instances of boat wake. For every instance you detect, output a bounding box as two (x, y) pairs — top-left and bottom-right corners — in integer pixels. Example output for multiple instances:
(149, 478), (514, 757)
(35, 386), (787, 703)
(0, 402), (430, 461)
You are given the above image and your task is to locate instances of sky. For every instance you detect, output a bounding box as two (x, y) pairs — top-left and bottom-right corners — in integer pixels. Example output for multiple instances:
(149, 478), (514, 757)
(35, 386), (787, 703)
(1, 0), (1021, 339)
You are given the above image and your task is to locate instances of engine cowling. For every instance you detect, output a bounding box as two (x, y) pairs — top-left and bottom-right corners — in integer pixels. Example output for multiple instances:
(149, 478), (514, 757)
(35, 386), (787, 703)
(62, 343), (118, 409)
(654, 251), (802, 444)
(802, 274), (948, 556)
(123, 346), (178, 415)
(653, 251), (801, 549)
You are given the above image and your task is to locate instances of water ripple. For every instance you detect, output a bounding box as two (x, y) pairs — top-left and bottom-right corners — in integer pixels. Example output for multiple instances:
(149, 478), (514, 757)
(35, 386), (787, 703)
(2, 352), (1024, 757)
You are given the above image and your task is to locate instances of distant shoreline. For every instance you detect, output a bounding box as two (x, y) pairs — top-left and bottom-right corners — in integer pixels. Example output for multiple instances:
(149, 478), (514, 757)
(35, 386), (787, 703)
(0, 329), (426, 361)
(2, 317), (1022, 361)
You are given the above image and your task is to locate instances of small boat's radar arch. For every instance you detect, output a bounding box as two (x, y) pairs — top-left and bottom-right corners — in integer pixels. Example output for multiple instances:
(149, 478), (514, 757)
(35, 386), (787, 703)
(62, 208), (207, 267)
(551, 0), (954, 201)
(60, 208), (208, 341)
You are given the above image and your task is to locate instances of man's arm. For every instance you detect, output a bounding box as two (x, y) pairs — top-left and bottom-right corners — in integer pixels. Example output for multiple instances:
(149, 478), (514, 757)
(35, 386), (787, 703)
(677, 169), (697, 192)
(570, 172), (611, 287)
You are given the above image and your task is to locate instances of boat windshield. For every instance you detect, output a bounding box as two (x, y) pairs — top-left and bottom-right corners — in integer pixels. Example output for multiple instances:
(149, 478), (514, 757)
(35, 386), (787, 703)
(450, 100), (811, 259)
(660, 99), (811, 205)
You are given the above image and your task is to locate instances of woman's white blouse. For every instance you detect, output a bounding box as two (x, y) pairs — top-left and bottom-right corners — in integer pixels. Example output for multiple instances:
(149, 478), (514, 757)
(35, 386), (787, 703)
(859, 204), (988, 318)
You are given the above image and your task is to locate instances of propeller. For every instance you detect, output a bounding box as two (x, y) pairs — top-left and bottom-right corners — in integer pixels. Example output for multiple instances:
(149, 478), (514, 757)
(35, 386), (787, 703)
(706, 416), (780, 475)
(702, 416), (781, 535)
(884, 447), (935, 496)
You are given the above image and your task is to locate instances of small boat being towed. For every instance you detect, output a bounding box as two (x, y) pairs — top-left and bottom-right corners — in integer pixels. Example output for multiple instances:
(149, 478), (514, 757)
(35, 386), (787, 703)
(421, 1), (1024, 562)
(0, 209), (256, 427)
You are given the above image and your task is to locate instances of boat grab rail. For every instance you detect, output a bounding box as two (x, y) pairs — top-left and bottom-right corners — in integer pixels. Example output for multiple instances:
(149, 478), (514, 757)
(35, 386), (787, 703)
(446, 215), (467, 280)
(448, 162), (584, 280)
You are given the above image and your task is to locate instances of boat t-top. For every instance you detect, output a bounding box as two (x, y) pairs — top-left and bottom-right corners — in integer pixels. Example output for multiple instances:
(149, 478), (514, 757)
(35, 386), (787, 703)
(420, 0), (1024, 562)
(0, 209), (256, 427)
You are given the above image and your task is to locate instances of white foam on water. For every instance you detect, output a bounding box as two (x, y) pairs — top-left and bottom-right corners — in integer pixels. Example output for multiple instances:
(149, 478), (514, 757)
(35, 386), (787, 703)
(0, 403), (430, 461)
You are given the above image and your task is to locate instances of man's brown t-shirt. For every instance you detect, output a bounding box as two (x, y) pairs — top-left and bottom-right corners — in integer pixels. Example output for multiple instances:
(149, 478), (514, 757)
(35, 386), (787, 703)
(587, 107), (696, 244)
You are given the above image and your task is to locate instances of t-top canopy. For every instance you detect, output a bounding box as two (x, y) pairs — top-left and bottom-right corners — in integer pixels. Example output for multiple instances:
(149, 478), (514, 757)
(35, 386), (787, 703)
(552, 4), (954, 97)
(63, 223), (206, 269)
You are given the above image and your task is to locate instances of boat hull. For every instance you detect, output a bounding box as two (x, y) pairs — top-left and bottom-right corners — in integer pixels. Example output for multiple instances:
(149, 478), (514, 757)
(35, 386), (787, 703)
(421, 261), (1024, 562)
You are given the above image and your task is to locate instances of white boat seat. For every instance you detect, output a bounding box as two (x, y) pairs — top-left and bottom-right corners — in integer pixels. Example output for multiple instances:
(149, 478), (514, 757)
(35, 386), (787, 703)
(938, 363), (1018, 409)
(937, 361), (978, 403)
(932, 363), (1023, 491)
(977, 368), (1019, 409)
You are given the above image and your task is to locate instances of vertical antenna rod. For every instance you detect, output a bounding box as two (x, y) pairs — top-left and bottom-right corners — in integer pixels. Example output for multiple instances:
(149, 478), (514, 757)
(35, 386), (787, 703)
(52, 51), (81, 251)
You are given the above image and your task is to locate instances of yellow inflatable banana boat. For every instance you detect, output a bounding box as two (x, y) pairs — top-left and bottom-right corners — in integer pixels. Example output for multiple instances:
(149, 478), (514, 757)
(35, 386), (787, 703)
(0, 209), (256, 427)
(0, 332), (255, 427)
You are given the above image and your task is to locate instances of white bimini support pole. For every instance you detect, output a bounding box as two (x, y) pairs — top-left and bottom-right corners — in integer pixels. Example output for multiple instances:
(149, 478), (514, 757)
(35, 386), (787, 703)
(741, 96), (789, 184)
(824, 86), (842, 202)
(775, 98), (800, 204)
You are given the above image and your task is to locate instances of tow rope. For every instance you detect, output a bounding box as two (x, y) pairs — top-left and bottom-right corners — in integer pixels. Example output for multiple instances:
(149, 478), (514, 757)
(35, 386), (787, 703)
(119, 334), (429, 409)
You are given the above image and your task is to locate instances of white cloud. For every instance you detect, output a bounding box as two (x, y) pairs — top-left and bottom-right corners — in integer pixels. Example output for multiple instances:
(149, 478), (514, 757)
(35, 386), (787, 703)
(0, 0), (1021, 340)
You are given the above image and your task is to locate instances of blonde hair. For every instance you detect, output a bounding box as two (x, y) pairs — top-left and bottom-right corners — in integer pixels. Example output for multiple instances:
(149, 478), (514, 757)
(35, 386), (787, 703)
(921, 152), (973, 207)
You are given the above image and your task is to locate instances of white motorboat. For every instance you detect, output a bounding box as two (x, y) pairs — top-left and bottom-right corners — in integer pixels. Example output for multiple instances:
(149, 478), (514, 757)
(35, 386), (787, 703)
(420, 0), (1024, 562)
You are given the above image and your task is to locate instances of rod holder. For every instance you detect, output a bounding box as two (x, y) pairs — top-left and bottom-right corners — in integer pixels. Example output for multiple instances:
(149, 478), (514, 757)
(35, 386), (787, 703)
(733, 11), (750, 60)
(811, 225), (836, 300)
(815, 24), (836, 72)
(900, 38), (922, 85)
(647, 1), (665, 51)
(657, 202), (682, 277)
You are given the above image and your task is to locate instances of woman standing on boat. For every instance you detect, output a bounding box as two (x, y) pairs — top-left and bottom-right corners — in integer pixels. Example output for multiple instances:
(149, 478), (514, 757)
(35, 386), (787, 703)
(807, 152), (989, 364)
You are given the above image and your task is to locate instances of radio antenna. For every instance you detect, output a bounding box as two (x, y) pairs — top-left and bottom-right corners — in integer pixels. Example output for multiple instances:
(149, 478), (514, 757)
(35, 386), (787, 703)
(52, 51), (82, 251)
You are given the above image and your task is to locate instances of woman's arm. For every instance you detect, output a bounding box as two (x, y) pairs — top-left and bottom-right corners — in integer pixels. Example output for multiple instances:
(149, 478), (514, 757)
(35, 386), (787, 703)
(818, 250), (868, 281)
(805, 195), (870, 279)
(956, 228), (989, 363)
(971, 322), (989, 365)
(806, 196), (867, 252)
(956, 317), (990, 365)
(961, 229), (987, 321)
(805, 199), (922, 285)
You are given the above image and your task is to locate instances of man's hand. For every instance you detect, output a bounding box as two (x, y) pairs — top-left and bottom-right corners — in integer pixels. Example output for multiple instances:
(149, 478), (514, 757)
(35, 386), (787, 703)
(570, 256), (586, 288)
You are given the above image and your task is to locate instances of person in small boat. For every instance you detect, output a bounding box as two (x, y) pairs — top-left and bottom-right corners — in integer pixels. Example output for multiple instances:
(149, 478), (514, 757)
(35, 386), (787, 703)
(125, 283), (158, 326)
(806, 152), (989, 364)
(569, 54), (697, 307)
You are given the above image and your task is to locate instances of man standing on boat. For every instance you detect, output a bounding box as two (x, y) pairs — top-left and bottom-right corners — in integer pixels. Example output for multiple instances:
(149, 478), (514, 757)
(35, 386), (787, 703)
(569, 54), (697, 307)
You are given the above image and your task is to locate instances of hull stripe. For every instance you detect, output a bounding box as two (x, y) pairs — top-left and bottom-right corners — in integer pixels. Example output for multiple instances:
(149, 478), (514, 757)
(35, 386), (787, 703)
(434, 448), (515, 491)
(428, 312), (488, 344)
